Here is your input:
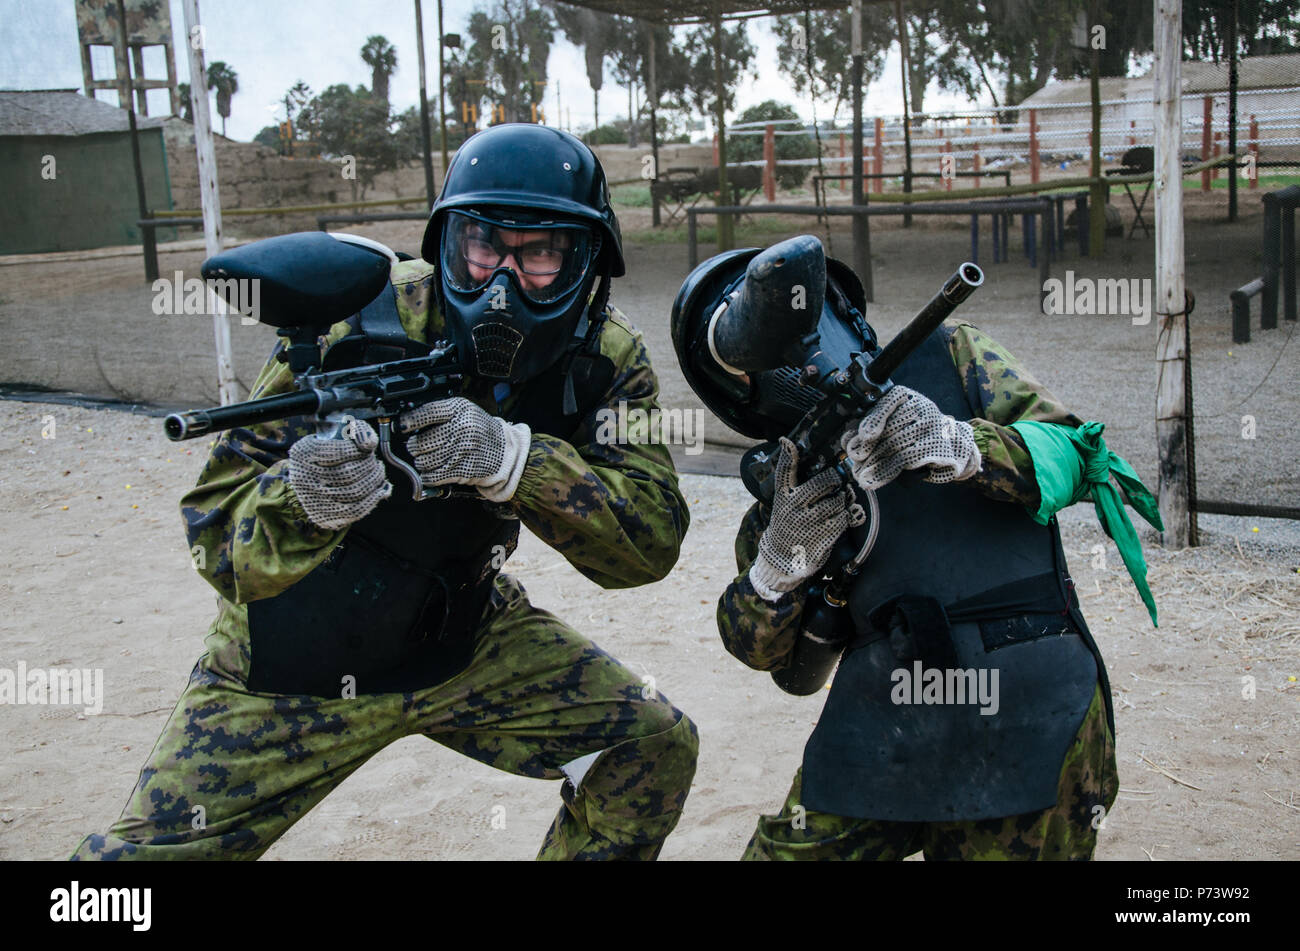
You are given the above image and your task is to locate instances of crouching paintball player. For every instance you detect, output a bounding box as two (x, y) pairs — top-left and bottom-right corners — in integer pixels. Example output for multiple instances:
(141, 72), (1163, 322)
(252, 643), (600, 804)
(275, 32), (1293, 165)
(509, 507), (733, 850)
(72, 124), (697, 861)
(671, 235), (1162, 860)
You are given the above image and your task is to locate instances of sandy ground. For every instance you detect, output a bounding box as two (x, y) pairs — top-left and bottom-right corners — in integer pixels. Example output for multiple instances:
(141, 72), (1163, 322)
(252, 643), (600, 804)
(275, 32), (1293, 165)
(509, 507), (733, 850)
(1, 188), (1297, 860)
(0, 398), (1296, 861)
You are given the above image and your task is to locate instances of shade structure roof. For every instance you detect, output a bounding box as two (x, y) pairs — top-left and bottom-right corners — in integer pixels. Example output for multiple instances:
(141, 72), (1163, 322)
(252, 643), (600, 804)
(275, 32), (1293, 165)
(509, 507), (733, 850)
(550, 1), (890, 26)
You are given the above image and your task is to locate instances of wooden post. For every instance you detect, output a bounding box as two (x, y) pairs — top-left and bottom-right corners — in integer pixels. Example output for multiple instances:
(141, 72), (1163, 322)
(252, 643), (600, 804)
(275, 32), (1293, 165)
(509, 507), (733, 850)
(1130, 118), (1137, 146)
(1029, 109), (1039, 184)
(872, 116), (883, 193)
(182, 0), (238, 407)
(711, 8), (733, 251)
(1248, 114), (1259, 190)
(1154, 0), (1194, 548)
(763, 122), (776, 201)
(414, 0), (436, 203)
(973, 141), (981, 188)
(1213, 130), (1222, 181)
(944, 139), (953, 191)
(1089, 4), (1105, 260)
(895, 0), (913, 227)
(648, 25), (661, 226)
(1201, 95), (1213, 191)
(852, 0), (873, 299)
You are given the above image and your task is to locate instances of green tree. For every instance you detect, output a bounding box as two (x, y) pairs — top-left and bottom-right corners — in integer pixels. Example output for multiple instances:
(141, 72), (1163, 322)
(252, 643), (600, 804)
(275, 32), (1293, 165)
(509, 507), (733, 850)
(772, 8), (893, 121)
(728, 101), (817, 189)
(662, 21), (756, 124)
(206, 61), (238, 137)
(466, 0), (553, 125)
(297, 83), (399, 199)
(177, 81), (193, 122)
(361, 35), (398, 108)
(548, 3), (613, 137)
(253, 125), (282, 150)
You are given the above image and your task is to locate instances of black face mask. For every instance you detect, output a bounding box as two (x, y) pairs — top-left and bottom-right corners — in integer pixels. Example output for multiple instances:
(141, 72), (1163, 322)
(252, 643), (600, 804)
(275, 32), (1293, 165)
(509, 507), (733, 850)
(437, 209), (601, 383)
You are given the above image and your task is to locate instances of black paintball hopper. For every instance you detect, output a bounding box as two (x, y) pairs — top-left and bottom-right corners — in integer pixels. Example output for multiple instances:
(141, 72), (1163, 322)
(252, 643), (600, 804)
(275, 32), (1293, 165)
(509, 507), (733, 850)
(200, 231), (393, 329)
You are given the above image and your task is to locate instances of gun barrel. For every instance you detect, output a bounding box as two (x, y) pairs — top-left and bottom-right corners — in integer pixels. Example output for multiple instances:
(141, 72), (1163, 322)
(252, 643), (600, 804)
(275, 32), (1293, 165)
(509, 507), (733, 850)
(866, 263), (984, 385)
(164, 390), (323, 441)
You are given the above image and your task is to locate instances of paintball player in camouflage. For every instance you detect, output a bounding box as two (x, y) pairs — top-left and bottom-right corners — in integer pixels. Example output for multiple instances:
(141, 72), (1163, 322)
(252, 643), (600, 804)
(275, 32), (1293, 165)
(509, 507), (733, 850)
(72, 124), (697, 861)
(672, 240), (1162, 860)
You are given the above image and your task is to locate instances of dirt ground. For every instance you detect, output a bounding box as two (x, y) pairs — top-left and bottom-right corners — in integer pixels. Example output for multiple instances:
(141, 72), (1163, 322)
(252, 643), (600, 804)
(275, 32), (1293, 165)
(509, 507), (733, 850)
(0, 397), (1295, 861)
(0, 189), (1297, 860)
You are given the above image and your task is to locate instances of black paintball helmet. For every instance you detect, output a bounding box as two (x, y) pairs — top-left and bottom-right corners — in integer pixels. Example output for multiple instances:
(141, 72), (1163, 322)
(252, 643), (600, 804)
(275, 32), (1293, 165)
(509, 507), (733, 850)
(670, 236), (875, 441)
(423, 124), (625, 384)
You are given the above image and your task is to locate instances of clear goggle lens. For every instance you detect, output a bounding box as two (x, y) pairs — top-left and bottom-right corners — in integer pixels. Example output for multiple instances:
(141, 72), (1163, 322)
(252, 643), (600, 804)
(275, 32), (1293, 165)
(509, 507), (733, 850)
(442, 211), (593, 304)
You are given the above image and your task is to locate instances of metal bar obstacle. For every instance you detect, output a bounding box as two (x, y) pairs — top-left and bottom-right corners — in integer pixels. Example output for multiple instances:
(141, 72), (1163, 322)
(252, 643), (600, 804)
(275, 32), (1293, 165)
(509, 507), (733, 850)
(686, 199), (1054, 311)
(1229, 185), (1300, 343)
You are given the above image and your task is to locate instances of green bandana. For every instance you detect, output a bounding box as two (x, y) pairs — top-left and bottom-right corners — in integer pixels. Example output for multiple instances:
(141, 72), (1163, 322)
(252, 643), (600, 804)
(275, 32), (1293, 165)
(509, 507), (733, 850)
(1009, 420), (1164, 627)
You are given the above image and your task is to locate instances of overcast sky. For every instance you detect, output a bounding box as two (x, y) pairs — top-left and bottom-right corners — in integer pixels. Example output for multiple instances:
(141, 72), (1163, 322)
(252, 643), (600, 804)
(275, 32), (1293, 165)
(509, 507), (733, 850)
(0, 0), (983, 142)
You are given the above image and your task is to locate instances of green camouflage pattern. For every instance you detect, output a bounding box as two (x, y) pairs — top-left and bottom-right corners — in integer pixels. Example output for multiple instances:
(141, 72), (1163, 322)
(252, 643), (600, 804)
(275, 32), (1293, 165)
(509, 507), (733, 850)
(72, 575), (698, 860)
(718, 321), (1114, 858)
(717, 318), (1082, 671)
(73, 259), (696, 860)
(942, 319), (1082, 509)
(742, 685), (1117, 860)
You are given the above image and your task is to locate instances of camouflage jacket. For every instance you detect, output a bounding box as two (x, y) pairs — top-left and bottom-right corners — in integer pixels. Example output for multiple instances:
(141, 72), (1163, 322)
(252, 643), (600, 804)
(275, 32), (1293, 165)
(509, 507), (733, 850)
(718, 318), (1082, 671)
(182, 260), (689, 622)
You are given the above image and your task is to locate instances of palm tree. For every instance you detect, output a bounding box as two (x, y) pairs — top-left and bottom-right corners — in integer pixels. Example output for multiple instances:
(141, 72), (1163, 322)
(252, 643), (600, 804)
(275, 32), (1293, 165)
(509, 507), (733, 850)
(361, 35), (398, 109)
(206, 61), (239, 136)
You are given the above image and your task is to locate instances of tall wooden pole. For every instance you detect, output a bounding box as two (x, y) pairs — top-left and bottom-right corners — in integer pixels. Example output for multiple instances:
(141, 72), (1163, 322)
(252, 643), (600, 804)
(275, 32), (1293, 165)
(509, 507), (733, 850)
(182, 0), (238, 406)
(1089, 0), (1105, 256)
(712, 5), (733, 251)
(437, 0), (449, 176)
(1227, 0), (1239, 222)
(852, 0), (872, 301)
(895, 0), (913, 227)
(1154, 0), (1193, 548)
(648, 24), (661, 227)
(115, 0), (157, 282)
(415, 0), (436, 203)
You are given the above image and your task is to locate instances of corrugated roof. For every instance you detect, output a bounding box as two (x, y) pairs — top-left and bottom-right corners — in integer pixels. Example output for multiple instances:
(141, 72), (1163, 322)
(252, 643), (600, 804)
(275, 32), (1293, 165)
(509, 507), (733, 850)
(0, 90), (167, 137)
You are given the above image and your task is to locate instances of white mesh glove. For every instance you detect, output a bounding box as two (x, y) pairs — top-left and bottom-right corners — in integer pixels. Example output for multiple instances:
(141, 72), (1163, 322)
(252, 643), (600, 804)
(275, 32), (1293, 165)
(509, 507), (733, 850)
(287, 417), (393, 531)
(841, 385), (981, 491)
(749, 437), (856, 603)
(400, 397), (531, 503)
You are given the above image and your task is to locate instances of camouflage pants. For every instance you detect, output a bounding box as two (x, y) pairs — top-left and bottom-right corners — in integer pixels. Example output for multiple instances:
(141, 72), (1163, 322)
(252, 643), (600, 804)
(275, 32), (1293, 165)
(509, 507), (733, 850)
(744, 686), (1117, 860)
(71, 575), (699, 861)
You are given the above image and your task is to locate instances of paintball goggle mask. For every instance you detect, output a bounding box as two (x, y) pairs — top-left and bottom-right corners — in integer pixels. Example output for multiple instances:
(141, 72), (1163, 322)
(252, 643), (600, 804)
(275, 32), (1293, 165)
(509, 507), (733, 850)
(438, 207), (601, 382)
(670, 235), (877, 441)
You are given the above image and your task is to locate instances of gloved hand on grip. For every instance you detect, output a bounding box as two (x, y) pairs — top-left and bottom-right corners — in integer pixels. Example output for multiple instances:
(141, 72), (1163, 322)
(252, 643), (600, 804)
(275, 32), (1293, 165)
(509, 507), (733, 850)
(288, 416), (393, 530)
(749, 437), (857, 603)
(841, 384), (980, 491)
(400, 397), (531, 503)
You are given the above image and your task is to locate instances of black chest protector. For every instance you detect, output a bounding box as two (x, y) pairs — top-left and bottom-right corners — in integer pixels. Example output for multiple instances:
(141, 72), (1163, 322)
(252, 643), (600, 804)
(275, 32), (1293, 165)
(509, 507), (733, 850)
(245, 288), (615, 697)
(799, 327), (1109, 822)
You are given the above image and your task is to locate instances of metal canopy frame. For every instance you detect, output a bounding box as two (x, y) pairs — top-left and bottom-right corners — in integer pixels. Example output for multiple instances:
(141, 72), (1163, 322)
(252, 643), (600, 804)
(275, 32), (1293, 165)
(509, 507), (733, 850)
(553, 0), (892, 287)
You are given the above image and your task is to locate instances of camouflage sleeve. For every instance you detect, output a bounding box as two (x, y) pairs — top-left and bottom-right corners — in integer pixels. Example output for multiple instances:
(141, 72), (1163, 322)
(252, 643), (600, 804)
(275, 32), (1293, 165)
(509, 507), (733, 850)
(943, 319), (1084, 508)
(179, 344), (343, 604)
(715, 502), (808, 671)
(511, 308), (690, 589)
(178, 262), (439, 605)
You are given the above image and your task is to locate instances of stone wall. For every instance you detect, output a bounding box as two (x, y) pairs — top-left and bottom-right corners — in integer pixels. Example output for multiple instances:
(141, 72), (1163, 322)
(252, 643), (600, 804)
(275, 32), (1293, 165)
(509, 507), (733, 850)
(162, 122), (716, 238)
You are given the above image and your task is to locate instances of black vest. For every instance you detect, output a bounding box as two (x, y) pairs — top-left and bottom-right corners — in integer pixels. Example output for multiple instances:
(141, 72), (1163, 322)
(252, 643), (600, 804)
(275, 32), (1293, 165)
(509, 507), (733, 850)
(244, 297), (616, 697)
(799, 328), (1109, 821)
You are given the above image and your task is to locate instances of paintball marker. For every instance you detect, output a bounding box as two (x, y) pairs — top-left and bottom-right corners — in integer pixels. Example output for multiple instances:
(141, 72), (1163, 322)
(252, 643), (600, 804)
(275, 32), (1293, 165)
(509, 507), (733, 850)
(163, 232), (466, 501)
(704, 236), (984, 693)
